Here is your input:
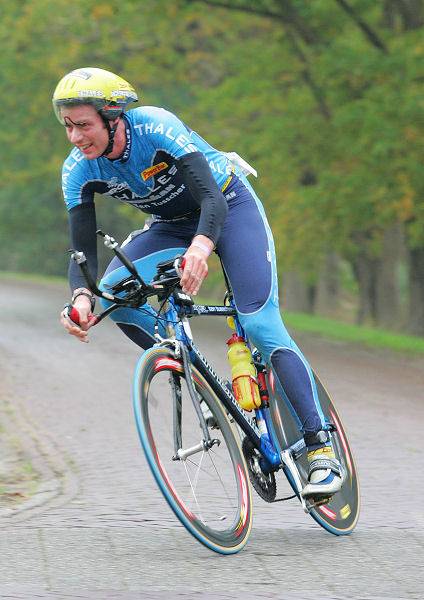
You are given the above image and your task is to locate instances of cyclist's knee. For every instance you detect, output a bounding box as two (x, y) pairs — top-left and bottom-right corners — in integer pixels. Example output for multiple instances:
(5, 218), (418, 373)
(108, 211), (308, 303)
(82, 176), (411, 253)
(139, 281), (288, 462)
(116, 322), (156, 350)
(239, 307), (294, 359)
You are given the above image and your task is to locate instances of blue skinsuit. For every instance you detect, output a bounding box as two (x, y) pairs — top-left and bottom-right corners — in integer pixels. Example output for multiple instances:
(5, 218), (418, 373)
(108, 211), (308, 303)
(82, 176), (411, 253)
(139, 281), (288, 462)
(62, 106), (325, 436)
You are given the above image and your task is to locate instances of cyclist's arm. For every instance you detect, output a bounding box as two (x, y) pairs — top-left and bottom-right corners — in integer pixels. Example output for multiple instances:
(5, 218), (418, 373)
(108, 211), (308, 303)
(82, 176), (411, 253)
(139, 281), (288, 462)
(140, 108), (228, 247)
(135, 108), (229, 294)
(178, 151), (228, 247)
(68, 202), (98, 293)
(177, 152), (228, 294)
(59, 202), (98, 342)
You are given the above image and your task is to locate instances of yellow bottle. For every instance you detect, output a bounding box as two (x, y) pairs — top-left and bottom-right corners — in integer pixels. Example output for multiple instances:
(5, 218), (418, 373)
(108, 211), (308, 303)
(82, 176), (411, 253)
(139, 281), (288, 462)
(227, 334), (261, 411)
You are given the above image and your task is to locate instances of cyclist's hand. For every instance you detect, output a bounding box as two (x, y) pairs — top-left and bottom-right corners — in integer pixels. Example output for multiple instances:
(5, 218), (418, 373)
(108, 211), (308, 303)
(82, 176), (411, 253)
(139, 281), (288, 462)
(60, 295), (93, 343)
(180, 236), (213, 296)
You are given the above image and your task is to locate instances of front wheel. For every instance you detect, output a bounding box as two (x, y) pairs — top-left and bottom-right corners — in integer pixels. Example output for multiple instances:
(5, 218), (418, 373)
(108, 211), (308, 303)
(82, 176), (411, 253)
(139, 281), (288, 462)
(133, 347), (253, 554)
(268, 369), (360, 535)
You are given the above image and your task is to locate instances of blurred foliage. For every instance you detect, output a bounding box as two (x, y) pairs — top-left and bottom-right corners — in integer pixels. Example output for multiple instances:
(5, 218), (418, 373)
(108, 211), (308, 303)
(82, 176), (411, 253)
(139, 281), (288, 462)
(0, 0), (423, 299)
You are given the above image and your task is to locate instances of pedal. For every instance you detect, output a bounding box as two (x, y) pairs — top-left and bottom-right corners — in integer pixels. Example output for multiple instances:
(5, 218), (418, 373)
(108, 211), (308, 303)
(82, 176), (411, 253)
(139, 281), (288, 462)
(304, 495), (333, 511)
(307, 495), (332, 508)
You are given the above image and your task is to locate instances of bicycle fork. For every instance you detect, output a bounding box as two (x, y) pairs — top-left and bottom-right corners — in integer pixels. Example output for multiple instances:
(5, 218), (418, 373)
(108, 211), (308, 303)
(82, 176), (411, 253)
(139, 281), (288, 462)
(169, 342), (220, 461)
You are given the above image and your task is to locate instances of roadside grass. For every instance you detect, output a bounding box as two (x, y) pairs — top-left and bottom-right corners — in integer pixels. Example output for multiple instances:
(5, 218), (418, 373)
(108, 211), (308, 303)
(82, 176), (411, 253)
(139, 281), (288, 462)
(284, 311), (424, 355)
(0, 271), (66, 286)
(2, 271), (423, 355)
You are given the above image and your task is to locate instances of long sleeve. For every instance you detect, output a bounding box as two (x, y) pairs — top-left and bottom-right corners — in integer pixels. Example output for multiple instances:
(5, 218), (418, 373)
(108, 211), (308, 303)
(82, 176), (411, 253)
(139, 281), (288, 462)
(67, 203), (98, 292)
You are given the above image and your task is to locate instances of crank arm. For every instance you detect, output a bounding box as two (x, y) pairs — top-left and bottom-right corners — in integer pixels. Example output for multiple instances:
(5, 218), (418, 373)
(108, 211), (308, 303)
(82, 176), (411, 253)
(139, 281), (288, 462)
(280, 449), (311, 513)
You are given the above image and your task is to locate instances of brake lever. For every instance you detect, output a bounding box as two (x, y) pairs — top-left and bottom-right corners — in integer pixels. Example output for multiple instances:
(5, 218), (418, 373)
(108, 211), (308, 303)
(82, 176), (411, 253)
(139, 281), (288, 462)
(65, 300), (124, 328)
(174, 256), (186, 278)
(65, 304), (99, 327)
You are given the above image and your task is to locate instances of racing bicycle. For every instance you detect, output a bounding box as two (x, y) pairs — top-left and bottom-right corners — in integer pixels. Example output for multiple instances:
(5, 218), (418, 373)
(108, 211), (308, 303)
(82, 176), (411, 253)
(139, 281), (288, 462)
(67, 230), (360, 554)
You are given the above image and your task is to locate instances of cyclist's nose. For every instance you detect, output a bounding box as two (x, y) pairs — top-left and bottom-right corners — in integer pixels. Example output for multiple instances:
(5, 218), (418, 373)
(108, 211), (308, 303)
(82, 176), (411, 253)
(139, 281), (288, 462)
(69, 128), (84, 145)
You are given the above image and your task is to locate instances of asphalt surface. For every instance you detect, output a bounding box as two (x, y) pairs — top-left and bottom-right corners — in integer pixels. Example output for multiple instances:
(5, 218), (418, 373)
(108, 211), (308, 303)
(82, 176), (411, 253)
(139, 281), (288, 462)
(0, 278), (423, 599)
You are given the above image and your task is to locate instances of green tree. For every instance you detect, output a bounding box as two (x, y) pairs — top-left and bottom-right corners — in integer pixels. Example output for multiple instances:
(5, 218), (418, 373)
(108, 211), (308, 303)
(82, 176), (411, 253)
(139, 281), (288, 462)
(1, 0), (423, 333)
(185, 0), (424, 330)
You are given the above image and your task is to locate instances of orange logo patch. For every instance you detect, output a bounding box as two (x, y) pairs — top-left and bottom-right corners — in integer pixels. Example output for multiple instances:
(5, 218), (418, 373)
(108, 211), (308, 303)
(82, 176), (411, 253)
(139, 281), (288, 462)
(141, 162), (168, 181)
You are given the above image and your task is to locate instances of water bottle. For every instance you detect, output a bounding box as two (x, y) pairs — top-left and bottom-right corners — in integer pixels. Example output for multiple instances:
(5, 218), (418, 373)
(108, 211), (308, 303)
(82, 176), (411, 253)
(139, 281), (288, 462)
(227, 333), (261, 411)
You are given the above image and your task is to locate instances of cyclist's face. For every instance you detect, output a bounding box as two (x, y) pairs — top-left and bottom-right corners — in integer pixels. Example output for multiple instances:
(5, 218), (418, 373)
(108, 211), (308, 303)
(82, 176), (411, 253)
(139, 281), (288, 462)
(61, 105), (108, 159)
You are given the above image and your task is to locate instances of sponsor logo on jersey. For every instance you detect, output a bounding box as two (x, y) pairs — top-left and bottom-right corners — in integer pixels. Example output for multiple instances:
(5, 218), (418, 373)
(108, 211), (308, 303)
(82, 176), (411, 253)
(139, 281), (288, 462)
(141, 162), (168, 181)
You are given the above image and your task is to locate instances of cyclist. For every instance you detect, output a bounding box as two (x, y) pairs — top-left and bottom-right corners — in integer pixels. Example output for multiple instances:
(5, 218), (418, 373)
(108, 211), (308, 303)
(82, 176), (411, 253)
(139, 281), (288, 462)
(53, 67), (342, 500)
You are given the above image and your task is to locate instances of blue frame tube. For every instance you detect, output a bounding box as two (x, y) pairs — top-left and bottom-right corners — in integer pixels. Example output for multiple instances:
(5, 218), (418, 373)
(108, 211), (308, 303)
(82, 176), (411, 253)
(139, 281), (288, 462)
(161, 296), (283, 470)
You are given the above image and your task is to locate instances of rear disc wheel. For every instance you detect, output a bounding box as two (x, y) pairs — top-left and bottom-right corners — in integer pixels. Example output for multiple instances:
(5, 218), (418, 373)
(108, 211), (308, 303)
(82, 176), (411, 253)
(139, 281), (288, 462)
(268, 369), (360, 535)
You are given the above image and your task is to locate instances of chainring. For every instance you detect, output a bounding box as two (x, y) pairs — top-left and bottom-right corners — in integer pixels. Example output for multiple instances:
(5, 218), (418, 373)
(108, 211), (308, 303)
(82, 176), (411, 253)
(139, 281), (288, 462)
(242, 436), (277, 503)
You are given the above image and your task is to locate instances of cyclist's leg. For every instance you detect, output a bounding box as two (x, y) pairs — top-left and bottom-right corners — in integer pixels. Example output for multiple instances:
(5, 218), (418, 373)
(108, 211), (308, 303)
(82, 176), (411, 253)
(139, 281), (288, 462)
(217, 179), (324, 435)
(216, 179), (342, 496)
(99, 220), (196, 348)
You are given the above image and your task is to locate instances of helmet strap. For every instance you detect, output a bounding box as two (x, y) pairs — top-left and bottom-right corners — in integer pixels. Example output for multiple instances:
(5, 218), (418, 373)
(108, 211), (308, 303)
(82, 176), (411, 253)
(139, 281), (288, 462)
(101, 118), (118, 157)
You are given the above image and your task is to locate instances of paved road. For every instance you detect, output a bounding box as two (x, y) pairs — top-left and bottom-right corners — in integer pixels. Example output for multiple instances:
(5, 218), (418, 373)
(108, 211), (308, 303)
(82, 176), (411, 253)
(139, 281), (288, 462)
(0, 278), (423, 599)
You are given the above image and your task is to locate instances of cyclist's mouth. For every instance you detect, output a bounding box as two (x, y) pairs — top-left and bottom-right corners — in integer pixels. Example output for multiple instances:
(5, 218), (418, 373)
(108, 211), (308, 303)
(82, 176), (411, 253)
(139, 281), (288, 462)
(79, 144), (93, 153)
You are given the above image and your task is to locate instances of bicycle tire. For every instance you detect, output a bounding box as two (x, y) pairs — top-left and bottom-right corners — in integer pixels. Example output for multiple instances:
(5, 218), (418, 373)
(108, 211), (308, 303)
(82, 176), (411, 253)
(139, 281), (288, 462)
(133, 346), (253, 554)
(267, 369), (360, 535)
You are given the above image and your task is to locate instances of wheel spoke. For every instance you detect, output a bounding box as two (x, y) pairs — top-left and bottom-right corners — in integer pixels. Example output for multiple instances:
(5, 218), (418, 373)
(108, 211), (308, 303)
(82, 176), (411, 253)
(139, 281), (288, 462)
(205, 449), (237, 510)
(182, 452), (206, 521)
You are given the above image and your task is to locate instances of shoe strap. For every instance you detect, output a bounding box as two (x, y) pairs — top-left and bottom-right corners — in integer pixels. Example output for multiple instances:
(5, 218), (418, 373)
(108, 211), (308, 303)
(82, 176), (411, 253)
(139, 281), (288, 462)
(308, 445), (335, 459)
(309, 458), (341, 477)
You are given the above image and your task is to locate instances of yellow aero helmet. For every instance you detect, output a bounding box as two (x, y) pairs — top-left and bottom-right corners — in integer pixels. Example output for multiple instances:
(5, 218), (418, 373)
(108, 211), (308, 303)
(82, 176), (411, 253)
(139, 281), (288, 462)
(52, 67), (138, 124)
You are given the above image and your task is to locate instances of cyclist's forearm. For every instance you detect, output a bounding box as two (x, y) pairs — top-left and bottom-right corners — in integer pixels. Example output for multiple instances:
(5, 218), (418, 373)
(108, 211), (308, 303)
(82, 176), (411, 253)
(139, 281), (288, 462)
(178, 152), (228, 245)
(68, 203), (98, 292)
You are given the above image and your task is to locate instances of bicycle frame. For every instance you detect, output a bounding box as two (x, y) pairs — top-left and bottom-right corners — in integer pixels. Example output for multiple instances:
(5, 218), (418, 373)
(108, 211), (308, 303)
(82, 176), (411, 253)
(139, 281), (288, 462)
(156, 293), (302, 476)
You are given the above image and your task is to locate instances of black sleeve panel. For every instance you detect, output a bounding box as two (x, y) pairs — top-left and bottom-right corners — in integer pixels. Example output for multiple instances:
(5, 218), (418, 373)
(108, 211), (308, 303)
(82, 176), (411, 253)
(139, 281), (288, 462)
(177, 152), (228, 245)
(67, 203), (98, 292)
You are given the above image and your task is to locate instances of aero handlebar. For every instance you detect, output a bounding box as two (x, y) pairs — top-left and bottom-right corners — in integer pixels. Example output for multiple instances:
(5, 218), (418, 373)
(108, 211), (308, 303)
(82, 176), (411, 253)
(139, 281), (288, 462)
(66, 230), (184, 327)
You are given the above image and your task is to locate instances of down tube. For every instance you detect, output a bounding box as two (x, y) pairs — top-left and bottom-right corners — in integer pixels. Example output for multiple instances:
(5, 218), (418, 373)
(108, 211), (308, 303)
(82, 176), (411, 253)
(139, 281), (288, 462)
(190, 349), (262, 445)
